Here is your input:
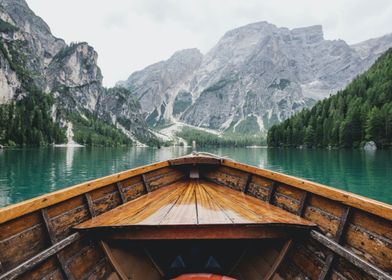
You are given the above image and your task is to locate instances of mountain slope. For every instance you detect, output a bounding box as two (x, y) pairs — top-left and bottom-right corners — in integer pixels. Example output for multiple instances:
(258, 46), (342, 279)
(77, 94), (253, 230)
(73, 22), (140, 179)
(267, 48), (392, 148)
(0, 0), (156, 146)
(118, 22), (392, 135)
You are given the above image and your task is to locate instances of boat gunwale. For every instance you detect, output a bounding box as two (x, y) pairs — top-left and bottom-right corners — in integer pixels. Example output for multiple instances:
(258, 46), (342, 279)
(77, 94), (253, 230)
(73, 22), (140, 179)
(1, 154), (392, 224)
(223, 159), (392, 221)
(0, 160), (169, 224)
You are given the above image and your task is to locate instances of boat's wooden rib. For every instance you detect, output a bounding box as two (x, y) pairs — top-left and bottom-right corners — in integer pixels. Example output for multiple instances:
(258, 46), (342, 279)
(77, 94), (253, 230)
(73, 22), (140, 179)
(0, 233), (80, 280)
(0, 161), (170, 224)
(115, 182), (127, 204)
(101, 241), (128, 280)
(264, 239), (293, 280)
(311, 230), (392, 280)
(317, 206), (352, 280)
(0, 154), (391, 279)
(224, 160), (392, 221)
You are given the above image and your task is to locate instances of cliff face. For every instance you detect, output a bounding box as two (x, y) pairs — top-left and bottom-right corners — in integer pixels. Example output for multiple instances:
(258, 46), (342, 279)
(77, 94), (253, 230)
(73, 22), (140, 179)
(0, 0), (155, 144)
(119, 22), (392, 134)
(117, 48), (203, 127)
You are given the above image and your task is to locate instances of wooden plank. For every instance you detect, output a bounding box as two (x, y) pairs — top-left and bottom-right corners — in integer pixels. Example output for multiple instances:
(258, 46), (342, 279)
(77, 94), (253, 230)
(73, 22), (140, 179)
(74, 182), (188, 229)
(0, 223), (48, 271)
(169, 156), (222, 166)
(264, 239), (293, 280)
(202, 182), (316, 227)
(84, 193), (96, 218)
(195, 182), (233, 224)
(203, 168), (248, 192)
(310, 230), (392, 280)
(243, 174), (253, 194)
(0, 233), (80, 280)
(223, 160), (392, 221)
(116, 182), (126, 204)
(133, 184), (188, 226)
(87, 225), (304, 240)
(143, 248), (164, 277)
(318, 254), (334, 280)
(141, 174), (151, 193)
(75, 179), (314, 230)
(100, 241), (127, 280)
(147, 171), (185, 192)
(0, 161), (169, 224)
(160, 182), (197, 225)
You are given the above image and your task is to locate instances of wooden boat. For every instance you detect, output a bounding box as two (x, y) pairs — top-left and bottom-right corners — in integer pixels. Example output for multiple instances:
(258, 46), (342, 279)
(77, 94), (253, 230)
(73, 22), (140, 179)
(0, 153), (391, 280)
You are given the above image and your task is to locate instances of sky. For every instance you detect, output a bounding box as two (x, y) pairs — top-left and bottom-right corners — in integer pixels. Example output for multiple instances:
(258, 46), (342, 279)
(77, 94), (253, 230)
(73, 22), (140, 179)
(26, 0), (392, 87)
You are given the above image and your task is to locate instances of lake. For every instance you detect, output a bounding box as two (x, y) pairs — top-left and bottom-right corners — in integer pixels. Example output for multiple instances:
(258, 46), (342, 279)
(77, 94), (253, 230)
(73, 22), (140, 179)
(0, 146), (391, 207)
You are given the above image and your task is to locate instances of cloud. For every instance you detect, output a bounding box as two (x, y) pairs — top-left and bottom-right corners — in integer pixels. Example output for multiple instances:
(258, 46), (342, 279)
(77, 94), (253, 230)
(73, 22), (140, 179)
(26, 0), (392, 86)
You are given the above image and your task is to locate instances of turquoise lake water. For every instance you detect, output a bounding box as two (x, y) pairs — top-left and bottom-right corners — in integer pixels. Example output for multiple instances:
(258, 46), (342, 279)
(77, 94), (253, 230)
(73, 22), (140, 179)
(0, 147), (391, 207)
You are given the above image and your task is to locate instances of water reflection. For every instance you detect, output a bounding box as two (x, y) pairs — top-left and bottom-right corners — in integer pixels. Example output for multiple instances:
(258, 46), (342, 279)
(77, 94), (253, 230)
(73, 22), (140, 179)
(0, 147), (391, 207)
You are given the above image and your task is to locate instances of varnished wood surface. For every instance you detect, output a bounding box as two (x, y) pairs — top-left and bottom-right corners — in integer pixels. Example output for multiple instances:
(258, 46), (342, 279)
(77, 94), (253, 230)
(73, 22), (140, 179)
(223, 159), (392, 221)
(75, 180), (315, 229)
(0, 161), (169, 224)
(1, 154), (392, 279)
(2, 154), (392, 225)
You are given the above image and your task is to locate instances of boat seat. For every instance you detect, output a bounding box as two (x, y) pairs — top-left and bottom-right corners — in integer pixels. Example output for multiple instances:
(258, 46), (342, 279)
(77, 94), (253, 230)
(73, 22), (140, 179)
(74, 179), (316, 240)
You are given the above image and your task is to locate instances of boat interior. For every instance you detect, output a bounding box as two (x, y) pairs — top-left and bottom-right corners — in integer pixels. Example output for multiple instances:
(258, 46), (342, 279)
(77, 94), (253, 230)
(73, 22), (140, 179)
(0, 154), (391, 280)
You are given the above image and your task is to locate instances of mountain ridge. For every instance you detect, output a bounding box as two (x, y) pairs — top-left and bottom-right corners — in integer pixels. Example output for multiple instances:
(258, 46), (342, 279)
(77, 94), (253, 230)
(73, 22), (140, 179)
(118, 21), (392, 136)
(267, 47), (392, 148)
(0, 0), (157, 146)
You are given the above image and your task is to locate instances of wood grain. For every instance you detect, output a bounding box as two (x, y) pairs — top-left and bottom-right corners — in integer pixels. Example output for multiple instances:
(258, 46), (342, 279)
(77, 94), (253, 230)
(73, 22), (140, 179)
(0, 161), (169, 224)
(223, 159), (392, 221)
(75, 180), (315, 231)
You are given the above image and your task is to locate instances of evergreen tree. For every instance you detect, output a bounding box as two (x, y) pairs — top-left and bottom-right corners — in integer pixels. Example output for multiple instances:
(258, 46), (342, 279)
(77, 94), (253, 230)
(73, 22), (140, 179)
(267, 47), (392, 149)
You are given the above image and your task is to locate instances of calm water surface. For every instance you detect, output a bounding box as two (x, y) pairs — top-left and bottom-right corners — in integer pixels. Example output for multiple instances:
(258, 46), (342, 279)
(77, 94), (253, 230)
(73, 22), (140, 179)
(0, 147), (391, 207)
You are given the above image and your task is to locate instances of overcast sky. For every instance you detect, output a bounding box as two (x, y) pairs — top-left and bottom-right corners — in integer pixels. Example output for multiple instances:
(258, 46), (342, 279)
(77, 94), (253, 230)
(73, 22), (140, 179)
(26, 0), (392, 87)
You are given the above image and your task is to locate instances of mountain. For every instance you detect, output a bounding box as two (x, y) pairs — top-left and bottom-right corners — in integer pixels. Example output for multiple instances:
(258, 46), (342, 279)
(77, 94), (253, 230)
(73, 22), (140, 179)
(118, 22), (392, 135)
(267, 47), (392, 149)
(0, 0), (156, 146)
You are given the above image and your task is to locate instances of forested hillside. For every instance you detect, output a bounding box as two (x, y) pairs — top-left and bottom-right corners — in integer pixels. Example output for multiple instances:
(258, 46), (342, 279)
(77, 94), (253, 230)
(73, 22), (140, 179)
(268, 48), (392, 148)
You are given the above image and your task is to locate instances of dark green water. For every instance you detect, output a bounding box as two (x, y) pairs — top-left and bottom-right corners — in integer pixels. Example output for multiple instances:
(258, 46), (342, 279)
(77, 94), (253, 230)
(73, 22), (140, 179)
(0, 147), (391, 207)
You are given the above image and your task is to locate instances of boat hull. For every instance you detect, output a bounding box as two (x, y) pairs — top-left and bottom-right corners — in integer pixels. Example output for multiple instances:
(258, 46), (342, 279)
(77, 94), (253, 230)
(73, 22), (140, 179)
(0, 154), (391, 279)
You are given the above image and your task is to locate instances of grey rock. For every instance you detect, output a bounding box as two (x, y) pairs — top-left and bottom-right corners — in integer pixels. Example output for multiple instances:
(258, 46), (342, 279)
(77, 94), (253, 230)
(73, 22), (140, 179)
(364, 141), (377, 151)
(0, 0), (156, 144)
(117, 48), (203, 126)
(119, 21), (392, 135)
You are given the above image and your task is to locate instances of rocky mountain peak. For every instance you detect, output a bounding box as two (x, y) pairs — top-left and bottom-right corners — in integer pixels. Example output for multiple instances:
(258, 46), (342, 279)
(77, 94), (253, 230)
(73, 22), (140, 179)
(0, 1), (157, 144)
(0, 0), (52, 37)
(119, 22), (392, 135)
(291, 25), (324, 44)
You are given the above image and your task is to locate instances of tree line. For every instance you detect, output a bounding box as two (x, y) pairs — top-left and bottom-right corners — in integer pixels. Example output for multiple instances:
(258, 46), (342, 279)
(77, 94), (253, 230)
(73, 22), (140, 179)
(0, 90), (66, 146)
(268, 48), (392, 149)
(177, 127), (266, 147)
